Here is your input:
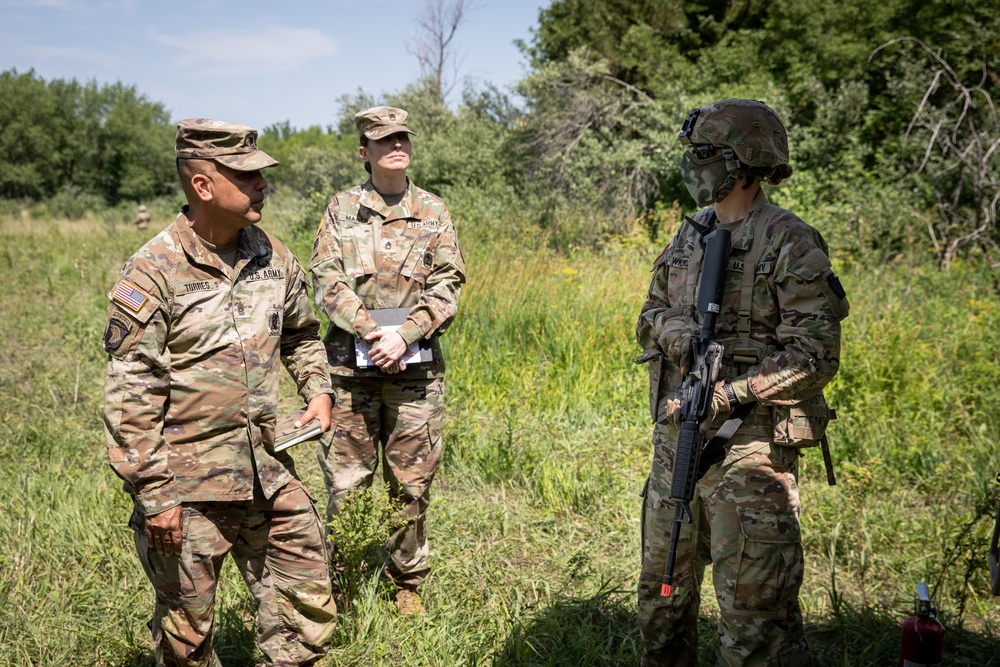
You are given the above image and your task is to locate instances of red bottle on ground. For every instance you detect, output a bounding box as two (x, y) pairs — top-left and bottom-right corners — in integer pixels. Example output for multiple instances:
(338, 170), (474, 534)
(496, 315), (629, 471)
(899, 582), (944, 667)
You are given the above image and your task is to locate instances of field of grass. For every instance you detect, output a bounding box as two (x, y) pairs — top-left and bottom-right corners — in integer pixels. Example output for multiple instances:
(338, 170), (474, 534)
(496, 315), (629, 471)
(1, 207), (999, 666)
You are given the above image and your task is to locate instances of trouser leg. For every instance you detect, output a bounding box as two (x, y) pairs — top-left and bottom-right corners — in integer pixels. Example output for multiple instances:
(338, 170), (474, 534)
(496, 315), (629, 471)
(637, 424), (711, 667)
(380, 376), (444, 591)
(704, 443), (811, 667)
(317, 377), (382, 542)
(131, 502), (237, 667)
(231, 480), (337, 667)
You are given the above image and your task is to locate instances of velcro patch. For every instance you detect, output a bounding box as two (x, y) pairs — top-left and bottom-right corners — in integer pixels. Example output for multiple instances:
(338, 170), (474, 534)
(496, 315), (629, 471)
(112, 279), (149, 314)
(827, 273), (846, 299)
(103, 312), (133, 351)
(267, 308), (282, 335)
(408, 219), (440, 230)
(668, 255), (689, 269)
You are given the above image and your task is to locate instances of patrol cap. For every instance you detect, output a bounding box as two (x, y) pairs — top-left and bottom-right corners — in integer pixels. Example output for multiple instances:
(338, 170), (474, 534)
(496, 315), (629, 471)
(175, 118), (278, 171)
(354, 106), (416, 141)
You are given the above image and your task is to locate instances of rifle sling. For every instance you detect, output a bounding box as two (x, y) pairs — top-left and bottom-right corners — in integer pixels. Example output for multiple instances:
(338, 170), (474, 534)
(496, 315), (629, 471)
(698, 402), (754, 477)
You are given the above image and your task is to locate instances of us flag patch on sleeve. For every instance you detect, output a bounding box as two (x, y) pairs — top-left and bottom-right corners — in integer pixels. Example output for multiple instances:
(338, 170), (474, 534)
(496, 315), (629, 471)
(112, 280), (149, 313)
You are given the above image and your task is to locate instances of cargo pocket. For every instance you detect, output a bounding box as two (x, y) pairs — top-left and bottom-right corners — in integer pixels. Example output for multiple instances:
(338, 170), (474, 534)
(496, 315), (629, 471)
(344, 226), (376, 282)
(731, 508), (801, 618)
(773, 394), (834, 447)
(400, 231), (436, 285)
(648, 356), (662, 422)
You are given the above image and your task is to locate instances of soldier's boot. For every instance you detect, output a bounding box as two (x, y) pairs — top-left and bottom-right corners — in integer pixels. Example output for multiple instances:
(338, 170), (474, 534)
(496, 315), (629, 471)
(393, 589), (425, 615)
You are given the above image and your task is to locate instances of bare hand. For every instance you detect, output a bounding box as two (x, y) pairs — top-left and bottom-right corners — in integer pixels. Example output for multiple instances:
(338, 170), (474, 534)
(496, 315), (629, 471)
(299, 393), (333, 432)
(146, 505), (183, 557)
(364, 329), (409, 372)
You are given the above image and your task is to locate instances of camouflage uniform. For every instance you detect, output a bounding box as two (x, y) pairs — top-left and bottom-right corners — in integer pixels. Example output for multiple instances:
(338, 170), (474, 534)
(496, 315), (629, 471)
(636, 101), (849, 667)
(310, 172), (465, 591)
(103, 119), (336, 667)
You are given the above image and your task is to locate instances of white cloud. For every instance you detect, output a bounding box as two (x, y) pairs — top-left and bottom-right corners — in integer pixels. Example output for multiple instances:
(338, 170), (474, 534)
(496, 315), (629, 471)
(153, 26), (338, 78)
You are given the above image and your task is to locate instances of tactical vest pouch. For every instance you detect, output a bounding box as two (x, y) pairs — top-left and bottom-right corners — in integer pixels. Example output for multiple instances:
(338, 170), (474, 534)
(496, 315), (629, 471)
(772, 394), (835, 448)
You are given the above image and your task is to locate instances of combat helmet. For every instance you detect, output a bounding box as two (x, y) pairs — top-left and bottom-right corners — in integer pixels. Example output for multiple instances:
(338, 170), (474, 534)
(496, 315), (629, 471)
(677, 99), (790, 205)
(679, 99), (788, 167)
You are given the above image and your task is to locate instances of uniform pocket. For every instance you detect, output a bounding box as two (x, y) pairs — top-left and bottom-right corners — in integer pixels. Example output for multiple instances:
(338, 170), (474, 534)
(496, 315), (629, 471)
(344, 225), (376, 279)
(648, 356), (662, 422)
(732, 508), (801, 617)
(400, 231), (435, 284)
(773, 394), (834, 447)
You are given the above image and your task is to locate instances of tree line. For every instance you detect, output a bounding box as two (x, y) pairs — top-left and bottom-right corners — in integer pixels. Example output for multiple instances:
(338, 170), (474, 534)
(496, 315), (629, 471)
(3, 0), (999, 264)
(0, 69), (175, 204)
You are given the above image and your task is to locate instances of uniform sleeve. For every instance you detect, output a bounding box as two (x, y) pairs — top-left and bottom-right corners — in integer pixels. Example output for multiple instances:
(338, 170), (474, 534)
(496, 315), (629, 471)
(309, 202), (378, 339)
(735, 232), (848, 405)
(636, 229), (697, 358)
(396, 208), (467, 346)
(636, 248), (672, 352)
(280, 257), (333, 403)
(102, 272), (176, 516)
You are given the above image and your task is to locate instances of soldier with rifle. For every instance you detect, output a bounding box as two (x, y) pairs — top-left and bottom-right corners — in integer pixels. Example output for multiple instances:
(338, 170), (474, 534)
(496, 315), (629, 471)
(635, 99), (849, 667)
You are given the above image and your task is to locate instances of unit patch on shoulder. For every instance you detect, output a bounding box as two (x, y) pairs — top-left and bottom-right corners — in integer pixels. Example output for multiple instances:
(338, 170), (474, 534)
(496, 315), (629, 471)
(104, 312), (133, 352)
(112, 279), (149, 314)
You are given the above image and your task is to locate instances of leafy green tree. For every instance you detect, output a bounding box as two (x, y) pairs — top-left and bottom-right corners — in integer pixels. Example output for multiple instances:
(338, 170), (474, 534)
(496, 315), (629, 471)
(0, 69), (175, 204)
(0, 70), (62, 199)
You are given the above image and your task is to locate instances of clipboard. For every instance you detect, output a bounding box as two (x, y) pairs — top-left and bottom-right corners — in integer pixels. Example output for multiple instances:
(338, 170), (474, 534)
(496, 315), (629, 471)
(355, 307), (433, 367)
(274, 409), (324, 452)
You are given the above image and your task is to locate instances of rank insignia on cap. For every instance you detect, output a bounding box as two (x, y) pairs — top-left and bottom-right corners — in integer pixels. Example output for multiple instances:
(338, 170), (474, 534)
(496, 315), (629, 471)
(112, 279), (149, 313)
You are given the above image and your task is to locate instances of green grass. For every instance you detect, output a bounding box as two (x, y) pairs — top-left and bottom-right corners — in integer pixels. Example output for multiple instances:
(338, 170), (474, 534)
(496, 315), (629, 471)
(0, 213), (998, 665)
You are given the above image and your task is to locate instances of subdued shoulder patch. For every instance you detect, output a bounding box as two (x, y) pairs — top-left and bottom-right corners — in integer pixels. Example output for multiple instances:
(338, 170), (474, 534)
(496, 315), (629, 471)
(111, 279), (150, 315)
(104, 311), (133, 352)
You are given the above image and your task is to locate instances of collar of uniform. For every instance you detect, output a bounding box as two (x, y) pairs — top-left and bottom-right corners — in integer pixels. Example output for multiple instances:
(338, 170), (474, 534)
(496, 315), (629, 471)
(358, 178), (416, 222)
(174, 206), (268, 275)
(723, 188), (770, 251)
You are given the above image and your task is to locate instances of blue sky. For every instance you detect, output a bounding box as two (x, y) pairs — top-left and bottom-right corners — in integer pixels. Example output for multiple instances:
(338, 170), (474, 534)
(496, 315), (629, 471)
(0, 0), (548, 131)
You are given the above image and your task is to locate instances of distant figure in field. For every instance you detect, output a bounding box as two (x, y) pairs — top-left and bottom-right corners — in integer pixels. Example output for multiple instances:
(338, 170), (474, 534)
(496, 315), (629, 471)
(102, 118), (337, 666)
(134, 204), (151, 230)
(309, 105), (466, 615)
(635, 99), (849, 666)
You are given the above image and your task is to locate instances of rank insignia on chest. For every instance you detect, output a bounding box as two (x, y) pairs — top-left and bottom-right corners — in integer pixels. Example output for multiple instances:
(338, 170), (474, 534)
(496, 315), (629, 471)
(112, 279), (149, 314)
(423, 252), (433, 268)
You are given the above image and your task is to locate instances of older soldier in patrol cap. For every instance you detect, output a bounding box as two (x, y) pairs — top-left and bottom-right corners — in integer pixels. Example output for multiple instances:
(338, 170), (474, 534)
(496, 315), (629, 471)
(310, 105), (465, 614)
(635, 99), (849, 666)
(103, 118), (337, 666)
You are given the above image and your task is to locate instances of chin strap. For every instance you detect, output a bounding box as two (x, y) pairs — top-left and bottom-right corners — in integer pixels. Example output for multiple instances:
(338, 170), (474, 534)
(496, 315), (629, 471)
(712, 148), (746, 203)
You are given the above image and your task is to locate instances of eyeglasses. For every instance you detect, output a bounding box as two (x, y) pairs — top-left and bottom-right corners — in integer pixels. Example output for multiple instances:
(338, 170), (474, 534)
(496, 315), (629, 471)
(690, 144), (721, 160)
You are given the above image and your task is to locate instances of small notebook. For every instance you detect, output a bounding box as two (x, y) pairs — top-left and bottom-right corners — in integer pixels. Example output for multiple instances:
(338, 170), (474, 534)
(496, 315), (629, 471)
(355, 307), (433, 368)
(274, 409), (324, 452)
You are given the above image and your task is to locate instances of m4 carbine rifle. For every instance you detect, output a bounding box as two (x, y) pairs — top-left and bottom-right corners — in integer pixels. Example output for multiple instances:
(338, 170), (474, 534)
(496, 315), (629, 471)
(660, 226), (735, 597)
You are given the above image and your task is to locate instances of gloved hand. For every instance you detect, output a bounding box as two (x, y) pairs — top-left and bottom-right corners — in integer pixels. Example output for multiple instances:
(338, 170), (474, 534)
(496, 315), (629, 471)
(657, 391), (683, 427)
(707, 381), (734, 423)
(657, 314), (698, 374)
